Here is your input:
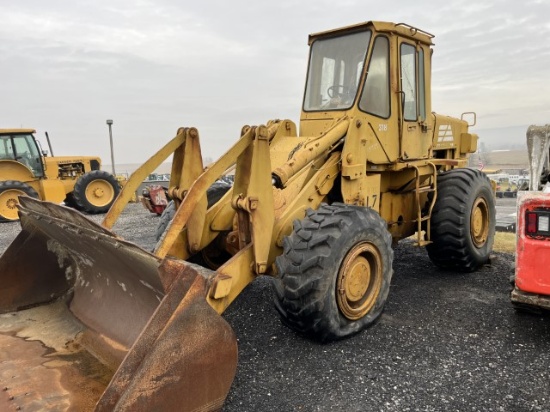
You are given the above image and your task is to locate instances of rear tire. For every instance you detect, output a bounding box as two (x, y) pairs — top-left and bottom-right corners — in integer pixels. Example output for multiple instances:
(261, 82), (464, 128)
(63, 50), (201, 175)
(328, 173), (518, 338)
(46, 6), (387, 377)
(426, 168), (495, 271)
(72, 170), (120, 214)
(273, 203), (393, 342)
(0, 180), (39, 222)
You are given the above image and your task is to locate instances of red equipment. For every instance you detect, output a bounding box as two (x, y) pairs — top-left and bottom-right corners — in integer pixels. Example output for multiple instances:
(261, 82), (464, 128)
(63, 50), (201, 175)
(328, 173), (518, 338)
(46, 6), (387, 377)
(141, 184), (168, 215)
(511, 192), (550, 310)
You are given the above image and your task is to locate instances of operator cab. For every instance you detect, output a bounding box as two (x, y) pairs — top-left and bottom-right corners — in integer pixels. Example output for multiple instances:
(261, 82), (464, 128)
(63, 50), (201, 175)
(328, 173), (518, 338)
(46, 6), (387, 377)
(0, 130), (45, 177)
(301, 21), (434, 162)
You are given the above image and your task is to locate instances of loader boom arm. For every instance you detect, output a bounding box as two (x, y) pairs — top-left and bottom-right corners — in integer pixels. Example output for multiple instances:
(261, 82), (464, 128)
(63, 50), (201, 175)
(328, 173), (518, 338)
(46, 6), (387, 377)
(99, 116), (348, 315)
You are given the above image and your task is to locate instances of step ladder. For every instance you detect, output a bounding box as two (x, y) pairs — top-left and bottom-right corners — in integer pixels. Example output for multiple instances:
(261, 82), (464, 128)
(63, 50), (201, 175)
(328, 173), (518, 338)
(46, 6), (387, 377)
(411, 162), (437, 246)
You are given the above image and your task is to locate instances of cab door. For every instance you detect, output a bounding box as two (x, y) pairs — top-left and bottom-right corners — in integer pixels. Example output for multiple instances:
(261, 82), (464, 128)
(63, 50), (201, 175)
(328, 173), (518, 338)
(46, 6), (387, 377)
(398, 41), (431, 160)
(12, 134), (44, 177)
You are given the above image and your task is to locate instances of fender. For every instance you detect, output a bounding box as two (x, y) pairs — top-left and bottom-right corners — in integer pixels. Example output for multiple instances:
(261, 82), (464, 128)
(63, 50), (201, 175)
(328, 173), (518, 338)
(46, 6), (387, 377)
(0, 159), (36, 183)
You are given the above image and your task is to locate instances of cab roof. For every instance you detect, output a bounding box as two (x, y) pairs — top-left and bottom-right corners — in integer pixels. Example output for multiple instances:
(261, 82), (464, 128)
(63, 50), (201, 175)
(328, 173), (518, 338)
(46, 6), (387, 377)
(0, 128), (36, 135)
(308, 21), (434, 46)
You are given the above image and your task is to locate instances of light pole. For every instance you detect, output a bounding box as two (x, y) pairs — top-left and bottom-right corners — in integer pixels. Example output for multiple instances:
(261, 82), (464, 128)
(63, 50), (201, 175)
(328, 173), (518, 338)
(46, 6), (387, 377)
(106, 119), (116, 175)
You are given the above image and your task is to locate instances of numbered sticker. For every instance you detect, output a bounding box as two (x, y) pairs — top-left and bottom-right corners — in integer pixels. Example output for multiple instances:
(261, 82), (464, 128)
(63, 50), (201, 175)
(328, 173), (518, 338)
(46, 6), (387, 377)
(367, 194), (378, 208)
(378, 124), (388, 132)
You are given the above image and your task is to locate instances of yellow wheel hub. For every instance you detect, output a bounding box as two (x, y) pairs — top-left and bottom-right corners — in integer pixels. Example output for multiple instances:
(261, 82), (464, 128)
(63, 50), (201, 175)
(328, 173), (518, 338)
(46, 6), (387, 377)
(0, 189), (26, 221)
(336, 242), (383, 320)
(471, 197), (489, 248)
(85, 180), (114, 208)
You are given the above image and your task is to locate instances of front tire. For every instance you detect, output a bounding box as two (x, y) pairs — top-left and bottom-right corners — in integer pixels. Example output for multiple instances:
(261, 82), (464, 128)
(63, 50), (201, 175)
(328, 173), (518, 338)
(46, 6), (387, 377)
(426, 168), (496, 271)
(273, 203), (393, 342)
(72, 170), (120, 214)
(0, 180), (39, 222)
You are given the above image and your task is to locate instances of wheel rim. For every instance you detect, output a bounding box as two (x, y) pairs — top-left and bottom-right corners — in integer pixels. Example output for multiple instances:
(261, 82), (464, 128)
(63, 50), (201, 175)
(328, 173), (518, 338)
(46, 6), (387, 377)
(85, 179), (115, 207)
(471, 197), (489, 248)
(0, 189), (26, 221)
(336, 242), (383, 320)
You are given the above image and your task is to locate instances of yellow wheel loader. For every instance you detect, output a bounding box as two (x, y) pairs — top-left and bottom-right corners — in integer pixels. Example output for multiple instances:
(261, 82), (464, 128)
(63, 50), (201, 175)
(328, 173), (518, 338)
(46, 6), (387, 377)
(0, 129), (120, 221)
(0, 22), (495, 411)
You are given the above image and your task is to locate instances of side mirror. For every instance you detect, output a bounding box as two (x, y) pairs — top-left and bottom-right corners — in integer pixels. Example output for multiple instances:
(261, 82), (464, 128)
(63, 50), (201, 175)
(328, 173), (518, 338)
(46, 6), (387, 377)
(461, 112), (477, 127)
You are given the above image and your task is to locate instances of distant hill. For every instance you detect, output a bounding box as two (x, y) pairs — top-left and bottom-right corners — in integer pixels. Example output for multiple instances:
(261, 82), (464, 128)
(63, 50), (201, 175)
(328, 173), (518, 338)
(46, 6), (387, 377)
(470, 149), (529, 173)
(473, 125), (530, 151)
(485, 150), (529, 167)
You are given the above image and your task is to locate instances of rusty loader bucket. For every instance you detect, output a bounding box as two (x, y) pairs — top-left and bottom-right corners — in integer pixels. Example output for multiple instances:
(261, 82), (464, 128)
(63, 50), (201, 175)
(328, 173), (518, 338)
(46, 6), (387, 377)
(0, 197), (237, 411)
(0, 120), (335, 410)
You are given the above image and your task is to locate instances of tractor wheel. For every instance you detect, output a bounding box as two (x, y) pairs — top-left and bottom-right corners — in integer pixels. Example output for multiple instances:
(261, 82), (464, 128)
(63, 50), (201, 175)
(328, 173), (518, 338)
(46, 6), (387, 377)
(0, 180), (39, 222)
(72, 170), (120, 214)
(273, 203), (393, 342)
(426, 168), (495, 271)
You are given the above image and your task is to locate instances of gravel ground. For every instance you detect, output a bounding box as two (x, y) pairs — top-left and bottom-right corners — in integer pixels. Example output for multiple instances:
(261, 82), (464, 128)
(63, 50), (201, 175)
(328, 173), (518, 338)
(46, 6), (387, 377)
(1, 203), (549, 412)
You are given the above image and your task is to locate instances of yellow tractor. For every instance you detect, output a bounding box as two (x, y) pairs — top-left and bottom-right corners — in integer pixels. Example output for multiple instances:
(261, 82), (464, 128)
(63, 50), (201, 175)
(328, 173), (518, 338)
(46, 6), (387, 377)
(0, 22), (495, 411)
(0, 128), (120, 221)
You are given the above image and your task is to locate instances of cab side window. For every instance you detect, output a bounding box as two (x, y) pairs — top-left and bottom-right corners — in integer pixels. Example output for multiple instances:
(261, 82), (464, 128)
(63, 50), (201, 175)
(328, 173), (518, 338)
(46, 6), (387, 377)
(11, 135), (44, 177)
(400, 43), (417, 121)
(13, 136), (32, 158)
(400, 44), (427, 122)
(0, 137), (14, 159)
(418, 48), (426, 121)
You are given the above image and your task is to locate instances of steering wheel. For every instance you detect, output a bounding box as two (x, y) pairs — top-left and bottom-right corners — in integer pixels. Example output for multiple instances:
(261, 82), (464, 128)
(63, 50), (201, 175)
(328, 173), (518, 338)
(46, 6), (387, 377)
(327, 85), (351, 99)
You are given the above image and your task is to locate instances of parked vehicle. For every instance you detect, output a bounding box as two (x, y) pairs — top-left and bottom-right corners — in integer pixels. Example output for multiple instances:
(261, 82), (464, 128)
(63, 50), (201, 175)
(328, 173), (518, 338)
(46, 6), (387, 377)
(0, 129), (120, 221)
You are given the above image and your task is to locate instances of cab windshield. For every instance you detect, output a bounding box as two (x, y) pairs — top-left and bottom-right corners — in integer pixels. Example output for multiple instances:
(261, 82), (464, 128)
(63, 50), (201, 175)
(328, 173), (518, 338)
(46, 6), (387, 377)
(303, 30), (371, 111)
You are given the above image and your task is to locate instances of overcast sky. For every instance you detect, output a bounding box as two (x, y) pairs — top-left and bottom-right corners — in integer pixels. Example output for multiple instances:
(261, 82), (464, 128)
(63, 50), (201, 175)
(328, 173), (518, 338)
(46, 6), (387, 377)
(1, 0), (549, 169)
